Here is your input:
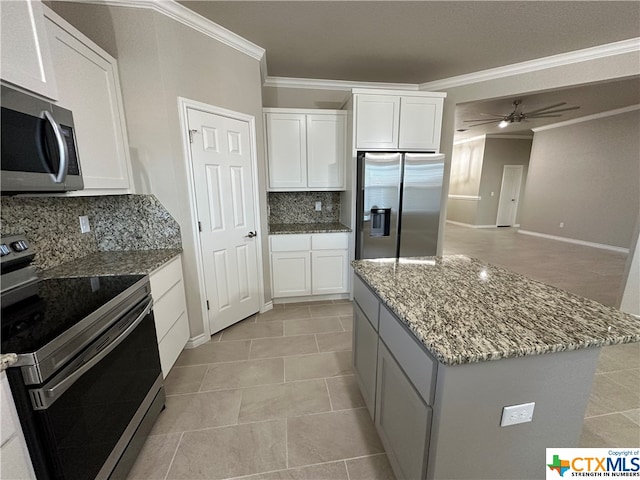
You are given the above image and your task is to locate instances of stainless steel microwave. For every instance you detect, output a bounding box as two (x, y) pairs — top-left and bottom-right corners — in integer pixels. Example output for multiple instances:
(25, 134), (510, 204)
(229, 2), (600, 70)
(1, 85), (83, 193)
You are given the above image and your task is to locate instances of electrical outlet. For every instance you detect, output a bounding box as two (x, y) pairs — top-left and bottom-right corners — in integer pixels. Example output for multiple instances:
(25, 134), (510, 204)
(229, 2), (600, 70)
(559, 222), (564, 228)
(79, 215), (91, 233)
(500, 402), (535, 427)
(490, 191), (494, 197)
(315, 201), (322, 212)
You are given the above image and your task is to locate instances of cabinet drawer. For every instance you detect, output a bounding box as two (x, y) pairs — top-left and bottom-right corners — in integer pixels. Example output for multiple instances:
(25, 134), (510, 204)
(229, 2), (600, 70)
(379, 305), (437, 405)
(153, 280), (187, 342)
(353, 275), (379, 331)
(158, 312), (190, 378)
(150, 256), (182, 301)
(270, 234), (311, 252)
(311, 233), (348, 250)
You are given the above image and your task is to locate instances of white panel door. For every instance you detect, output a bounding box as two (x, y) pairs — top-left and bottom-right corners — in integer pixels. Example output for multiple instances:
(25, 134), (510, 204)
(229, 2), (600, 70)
(399, 97), (443, 151)
(265, 113), (307, 189)
(307, 114), (346, 189)
(311, 250), (349, 294)
(188, 109), (261, 333)
(356, 95), (400, 150)
(496, 165), (524, 227)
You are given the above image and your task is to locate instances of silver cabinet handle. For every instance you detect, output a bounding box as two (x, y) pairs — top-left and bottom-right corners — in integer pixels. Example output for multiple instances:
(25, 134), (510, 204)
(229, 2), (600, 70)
(244, 231), (257, 238)
(29, 299), (153, 410)
(42, 110), (68, 184)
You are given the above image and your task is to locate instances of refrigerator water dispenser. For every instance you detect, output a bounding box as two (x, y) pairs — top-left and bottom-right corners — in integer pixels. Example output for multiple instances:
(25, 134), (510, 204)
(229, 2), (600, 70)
(370, 207), (391, 237)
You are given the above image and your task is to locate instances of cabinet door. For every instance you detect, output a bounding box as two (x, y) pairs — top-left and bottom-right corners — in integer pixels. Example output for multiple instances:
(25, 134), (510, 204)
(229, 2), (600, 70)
(398, 97), (443, 151)
(311, 250), (348, 294)
(46, 16), (133, 194)
(353, 304), (378, 419)
(0, 0), (58, 100)
(375, 342), (431, 480)
(307, 114), (345, 189)
(266, 113), (307, 190)
(356, 95), (400, 150)
(271, 252), (311, 297)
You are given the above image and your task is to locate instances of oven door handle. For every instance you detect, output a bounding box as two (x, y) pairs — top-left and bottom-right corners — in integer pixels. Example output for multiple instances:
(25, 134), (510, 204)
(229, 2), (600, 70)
(29, 299), (154, 411)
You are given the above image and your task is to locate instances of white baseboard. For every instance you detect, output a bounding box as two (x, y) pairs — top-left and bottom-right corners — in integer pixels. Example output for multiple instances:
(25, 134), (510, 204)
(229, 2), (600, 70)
(446, 220), (497, 229)
(260, 301), (274, 314)
(273, 293), (351, 304)
(517, 230), (629, 254)
(185, 333), (209, 349)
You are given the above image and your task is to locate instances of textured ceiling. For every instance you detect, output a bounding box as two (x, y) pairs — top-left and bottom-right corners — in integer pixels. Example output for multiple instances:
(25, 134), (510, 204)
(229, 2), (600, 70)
(179, 1), (640, 84)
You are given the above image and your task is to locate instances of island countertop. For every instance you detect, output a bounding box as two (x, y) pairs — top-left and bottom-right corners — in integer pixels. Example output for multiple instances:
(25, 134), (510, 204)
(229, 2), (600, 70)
(352, 255), (640, 366)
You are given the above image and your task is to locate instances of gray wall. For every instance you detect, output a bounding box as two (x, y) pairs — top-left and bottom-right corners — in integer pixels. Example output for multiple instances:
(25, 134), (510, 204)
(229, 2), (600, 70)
(520, 109), (640, 249)
(48, 3), (270, 339)
(476, 137), (532, 226)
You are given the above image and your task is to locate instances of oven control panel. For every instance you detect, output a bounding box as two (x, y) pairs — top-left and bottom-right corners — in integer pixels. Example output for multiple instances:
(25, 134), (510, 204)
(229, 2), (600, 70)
(0, 235), (35, 268)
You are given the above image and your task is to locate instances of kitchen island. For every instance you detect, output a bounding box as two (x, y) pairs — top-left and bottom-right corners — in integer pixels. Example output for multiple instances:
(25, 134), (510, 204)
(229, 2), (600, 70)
(351, 256), (640, 480)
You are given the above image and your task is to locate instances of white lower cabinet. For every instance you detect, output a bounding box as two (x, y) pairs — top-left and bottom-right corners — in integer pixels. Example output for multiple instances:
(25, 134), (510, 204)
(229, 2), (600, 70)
(0, 372), (36, 479)
(270, 233), (349, 298)
(149, 256), (190, 377)
(271, 252), (311, 297)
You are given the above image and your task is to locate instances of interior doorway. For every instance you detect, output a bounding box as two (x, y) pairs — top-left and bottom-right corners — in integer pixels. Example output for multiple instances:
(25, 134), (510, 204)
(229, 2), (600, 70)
(496, 165), (523, 227)
(180, 98), (265, 337)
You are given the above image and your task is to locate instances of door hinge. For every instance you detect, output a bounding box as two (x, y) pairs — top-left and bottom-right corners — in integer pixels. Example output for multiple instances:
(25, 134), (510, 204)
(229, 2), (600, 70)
(198, 221), (202, 232)
(188, 129), (198, 144)
(206, 300), (210, 310)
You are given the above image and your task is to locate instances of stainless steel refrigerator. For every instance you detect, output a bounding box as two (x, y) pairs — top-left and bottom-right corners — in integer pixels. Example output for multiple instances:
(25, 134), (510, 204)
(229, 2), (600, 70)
(355, 152), (445, 259)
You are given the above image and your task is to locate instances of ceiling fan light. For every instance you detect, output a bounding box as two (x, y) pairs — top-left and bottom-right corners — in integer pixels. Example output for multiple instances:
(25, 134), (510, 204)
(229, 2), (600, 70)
(498, 120), (509, 128)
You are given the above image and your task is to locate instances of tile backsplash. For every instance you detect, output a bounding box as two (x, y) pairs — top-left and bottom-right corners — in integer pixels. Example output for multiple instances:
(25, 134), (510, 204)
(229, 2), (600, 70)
(268, 192), (341, 224)
(1, 194), (181, 271)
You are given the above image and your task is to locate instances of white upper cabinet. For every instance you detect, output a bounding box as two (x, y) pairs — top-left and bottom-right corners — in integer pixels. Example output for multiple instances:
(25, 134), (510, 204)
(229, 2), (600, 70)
(355, 95), (400, 150)
(354, 90), (446, 151)
(265, 109), (346, 191)
(266, 113), (307, 189)
(306, 114), (346, 189)
(0, 0), (58, 100)
(398, 96), (444, 151)
(45, 8), (134, 195)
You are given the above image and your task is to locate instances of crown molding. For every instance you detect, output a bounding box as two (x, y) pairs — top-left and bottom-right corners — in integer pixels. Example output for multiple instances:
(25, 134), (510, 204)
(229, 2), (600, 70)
(419, 38), (640, 91)
(263, 76), (420, 91)
(77, 0), (265, 61)
(532, 104), (640, 132)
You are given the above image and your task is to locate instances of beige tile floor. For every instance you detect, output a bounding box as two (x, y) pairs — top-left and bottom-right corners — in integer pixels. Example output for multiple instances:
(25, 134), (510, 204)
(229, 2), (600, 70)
(128, 225), (639, 479)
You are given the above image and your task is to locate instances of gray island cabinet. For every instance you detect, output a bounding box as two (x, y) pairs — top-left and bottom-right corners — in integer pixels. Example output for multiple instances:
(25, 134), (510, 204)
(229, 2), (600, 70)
(351, 256), (640, 480)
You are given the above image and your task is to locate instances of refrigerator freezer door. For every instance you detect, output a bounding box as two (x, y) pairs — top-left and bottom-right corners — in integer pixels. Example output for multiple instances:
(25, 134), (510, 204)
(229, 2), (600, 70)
(357, 152), (401, 259)
(399, 153), (445, 257)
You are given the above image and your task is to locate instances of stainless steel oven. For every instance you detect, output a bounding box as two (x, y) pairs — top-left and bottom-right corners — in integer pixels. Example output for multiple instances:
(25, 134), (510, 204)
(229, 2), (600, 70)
(1, 236), (164, 480)
(1, 85), (83, 193)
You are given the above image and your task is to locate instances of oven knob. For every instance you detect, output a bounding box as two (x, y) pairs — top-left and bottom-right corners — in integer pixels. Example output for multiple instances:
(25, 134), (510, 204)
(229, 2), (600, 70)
(10, 240), (29, 252)
(0, 244), (10, 256)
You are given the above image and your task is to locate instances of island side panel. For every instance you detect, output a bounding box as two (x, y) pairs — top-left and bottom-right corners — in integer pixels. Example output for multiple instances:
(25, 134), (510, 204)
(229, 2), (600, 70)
(426, 348), (599, 480)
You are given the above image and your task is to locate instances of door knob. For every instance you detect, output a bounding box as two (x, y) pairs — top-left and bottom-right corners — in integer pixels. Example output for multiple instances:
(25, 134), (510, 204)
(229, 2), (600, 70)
(244, 231), (257, 238)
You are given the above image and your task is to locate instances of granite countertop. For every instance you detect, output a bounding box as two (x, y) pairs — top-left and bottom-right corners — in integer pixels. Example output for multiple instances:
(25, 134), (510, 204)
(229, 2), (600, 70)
(352, 255), (640, 366)
(269, 222), (352, 234)
(42, 249), (182, 278)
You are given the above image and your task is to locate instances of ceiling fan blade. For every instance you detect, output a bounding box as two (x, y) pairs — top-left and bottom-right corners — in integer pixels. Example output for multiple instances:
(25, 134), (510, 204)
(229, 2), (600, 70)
(526, 114), (563, 118)
(524, 102), (568, 115)
(467, 120), (503, 127)
(464, 119), (499, 122)
(527, 106), (580, 116)
(478, 113), (507, 118)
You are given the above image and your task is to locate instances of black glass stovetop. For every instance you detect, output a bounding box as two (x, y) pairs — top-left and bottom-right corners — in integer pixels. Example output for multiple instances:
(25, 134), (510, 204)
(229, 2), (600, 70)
(1, 275), (145, 355)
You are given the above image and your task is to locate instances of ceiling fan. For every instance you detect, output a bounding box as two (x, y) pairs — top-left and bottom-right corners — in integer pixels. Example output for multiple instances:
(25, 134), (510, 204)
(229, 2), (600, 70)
(464, 100), (580, 128)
